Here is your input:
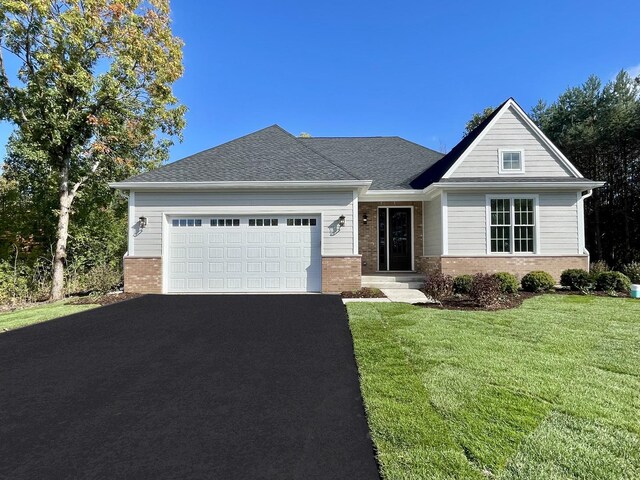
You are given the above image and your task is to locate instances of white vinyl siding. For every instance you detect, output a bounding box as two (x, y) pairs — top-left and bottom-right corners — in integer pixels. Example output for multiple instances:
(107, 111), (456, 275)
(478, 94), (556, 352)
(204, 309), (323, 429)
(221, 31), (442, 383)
(450, 106), (574, 178)
(447, 193), (487, 255)
(130, 190), (355, 257)
(446, 191), (580, 255)
(423, 198), (442, 255)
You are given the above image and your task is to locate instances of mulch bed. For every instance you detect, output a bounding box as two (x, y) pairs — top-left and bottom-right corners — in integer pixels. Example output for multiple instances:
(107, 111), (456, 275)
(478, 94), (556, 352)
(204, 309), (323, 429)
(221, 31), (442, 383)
(68, 292), (143, 306)
(419, 291), (539, 311)
(341, 287), (386, 299)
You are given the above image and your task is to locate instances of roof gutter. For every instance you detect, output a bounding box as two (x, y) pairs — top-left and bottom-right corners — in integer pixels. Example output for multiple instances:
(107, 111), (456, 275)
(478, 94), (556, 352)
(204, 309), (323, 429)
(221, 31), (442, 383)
(429, 180), (605, 190)
(110, 180), (372, 193)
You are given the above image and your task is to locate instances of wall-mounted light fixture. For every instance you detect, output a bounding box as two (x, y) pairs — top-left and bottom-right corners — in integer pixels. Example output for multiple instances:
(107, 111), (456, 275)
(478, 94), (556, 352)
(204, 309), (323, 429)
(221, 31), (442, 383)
(138, 216), (148, 229)
(363, 213), (368, 224)
(339, 215), (346, 227)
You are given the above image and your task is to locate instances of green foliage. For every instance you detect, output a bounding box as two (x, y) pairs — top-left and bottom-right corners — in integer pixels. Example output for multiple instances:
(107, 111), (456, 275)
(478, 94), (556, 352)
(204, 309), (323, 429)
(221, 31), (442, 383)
(532, 72), (640, 265)
(521, 271), (555, 292)
(464, 106), (495, 135)
(424, 273), (454, 302)
(561, 268), (594, 292)
(469, 273), (502, 307)
(590, 260), (610, 275)
(0, 261), (30, 304)
(493, 272), (519, 294)
(595, 271), (632, 293)
(453, 274), (473, 294)
(622, 262), (640, 284)
(0, 0), (186, 299)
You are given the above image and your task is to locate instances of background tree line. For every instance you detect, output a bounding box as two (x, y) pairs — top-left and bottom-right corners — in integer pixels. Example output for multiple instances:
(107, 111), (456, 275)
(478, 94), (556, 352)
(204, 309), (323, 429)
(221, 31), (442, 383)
(466, 71), (640, 268)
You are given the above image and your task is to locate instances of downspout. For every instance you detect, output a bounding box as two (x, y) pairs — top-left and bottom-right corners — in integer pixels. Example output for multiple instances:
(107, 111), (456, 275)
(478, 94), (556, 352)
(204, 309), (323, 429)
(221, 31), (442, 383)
(579, 189), (593, 263)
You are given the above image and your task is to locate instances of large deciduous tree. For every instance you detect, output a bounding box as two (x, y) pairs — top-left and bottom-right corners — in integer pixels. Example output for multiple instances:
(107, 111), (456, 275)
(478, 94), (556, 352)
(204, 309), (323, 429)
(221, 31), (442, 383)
(0, 0), (186, 299)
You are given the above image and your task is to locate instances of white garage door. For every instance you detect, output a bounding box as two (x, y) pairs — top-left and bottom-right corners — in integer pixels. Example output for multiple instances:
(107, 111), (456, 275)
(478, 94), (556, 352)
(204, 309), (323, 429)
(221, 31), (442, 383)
(167, 215), (321, 293)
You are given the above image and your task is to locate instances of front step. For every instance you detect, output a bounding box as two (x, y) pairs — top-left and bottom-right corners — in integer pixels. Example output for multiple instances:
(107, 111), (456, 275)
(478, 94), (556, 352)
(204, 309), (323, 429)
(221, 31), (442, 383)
(363, 281), (424, 289)
(362, 273), (425, 290)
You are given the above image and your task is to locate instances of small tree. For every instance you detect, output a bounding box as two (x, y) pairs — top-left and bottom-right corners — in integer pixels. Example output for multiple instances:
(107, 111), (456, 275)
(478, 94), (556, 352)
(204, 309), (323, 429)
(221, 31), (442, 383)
(0, 1), (186, 299)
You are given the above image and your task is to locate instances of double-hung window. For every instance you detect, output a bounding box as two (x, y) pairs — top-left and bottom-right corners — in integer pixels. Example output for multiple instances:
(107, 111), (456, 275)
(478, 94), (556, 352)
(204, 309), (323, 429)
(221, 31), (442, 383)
(488, 196), (536, 254)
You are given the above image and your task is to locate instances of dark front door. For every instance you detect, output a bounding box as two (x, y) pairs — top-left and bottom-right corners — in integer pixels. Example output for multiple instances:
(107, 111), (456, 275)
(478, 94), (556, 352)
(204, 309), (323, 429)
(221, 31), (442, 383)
(378, 207), (412, 271)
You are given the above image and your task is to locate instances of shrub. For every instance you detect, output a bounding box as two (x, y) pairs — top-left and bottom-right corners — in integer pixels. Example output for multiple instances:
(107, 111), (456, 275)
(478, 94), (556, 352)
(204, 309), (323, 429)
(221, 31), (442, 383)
(469, 273), (502, 307)
(424, 273), (454, 302)
(590, 260), (609, 275)
(622, 261), (640, 284)
(521, 271), (555, 292)
(0, 261), (30, 304)
(83, 263), (123, 295)
(493, 272), (519, 294)
(595, 271), (631, 293)
(453, 275), (473, 294)
(560, 268), (594, 292)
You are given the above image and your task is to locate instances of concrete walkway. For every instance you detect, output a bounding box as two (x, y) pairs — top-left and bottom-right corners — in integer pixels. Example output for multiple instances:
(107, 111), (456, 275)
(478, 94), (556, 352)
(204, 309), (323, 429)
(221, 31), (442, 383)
(342, 289), (432, 305)
(381, 288), (431, 304)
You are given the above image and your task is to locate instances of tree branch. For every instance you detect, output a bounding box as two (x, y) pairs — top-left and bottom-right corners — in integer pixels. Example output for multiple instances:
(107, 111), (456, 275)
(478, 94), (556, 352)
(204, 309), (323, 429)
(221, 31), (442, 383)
(70, 159), (101, 198)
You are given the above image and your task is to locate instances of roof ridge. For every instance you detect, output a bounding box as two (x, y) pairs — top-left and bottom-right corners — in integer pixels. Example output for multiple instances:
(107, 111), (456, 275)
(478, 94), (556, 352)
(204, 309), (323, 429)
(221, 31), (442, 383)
(276, 126), (362, 181)
(157, 124), (284, 167)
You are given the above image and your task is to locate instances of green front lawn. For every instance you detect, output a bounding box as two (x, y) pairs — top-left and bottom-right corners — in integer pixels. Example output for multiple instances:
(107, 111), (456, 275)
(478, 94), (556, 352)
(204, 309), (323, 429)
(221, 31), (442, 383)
(348, 295), (640, 479)
(0, 301), (98, 333)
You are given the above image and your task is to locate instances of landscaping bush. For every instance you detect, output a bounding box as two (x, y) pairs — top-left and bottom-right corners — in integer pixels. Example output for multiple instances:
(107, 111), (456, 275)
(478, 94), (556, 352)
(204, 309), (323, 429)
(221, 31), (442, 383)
(493, 272), (519, 294)
(521, 271), (555, 292)
(622, 261), (640, 284)
(560, 268), (594, 292)
(595, 271), (631, 293)
(453, 275), (473, 294)
(469, 273), (502, 307)
(0, 261), (31, 304)
(424, 273), (454, 302)
(590, 260), (610, 275)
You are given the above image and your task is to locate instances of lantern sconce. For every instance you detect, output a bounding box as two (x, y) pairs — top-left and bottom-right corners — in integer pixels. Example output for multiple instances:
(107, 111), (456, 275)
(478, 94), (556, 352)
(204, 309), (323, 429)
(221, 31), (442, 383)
(138, 216), (148, 229)
(339, 215), (346, 227)
(363, 213), (368, 224)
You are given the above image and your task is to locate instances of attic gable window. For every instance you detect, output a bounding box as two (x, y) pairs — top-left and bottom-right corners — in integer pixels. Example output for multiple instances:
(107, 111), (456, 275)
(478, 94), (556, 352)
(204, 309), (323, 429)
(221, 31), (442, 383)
(499, 149), (525, 174)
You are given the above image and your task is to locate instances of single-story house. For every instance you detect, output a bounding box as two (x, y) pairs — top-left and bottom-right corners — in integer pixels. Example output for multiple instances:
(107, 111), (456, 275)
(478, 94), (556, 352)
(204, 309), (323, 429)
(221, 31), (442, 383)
(111, 98), (603, 294)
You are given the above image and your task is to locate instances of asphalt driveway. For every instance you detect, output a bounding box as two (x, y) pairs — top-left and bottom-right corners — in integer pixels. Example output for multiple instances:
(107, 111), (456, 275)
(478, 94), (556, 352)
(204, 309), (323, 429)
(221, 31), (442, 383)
(0, 295), (379, 480)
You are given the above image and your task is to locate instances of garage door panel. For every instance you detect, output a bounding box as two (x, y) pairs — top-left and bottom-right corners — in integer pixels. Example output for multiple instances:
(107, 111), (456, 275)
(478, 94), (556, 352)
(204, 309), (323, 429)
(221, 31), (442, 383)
(168, 215), (321, 293)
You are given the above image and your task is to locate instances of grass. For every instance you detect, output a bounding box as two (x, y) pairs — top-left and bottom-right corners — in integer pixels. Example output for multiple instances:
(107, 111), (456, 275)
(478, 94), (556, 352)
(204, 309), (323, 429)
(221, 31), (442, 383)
(348, 295), (640, 479)
(0, 300), (98, 333)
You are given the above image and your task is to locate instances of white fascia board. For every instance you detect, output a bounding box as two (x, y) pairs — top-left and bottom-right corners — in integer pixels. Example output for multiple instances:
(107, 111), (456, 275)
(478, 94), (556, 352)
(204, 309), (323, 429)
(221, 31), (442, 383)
(441, 101), (511, 179)
(430, 180), (605, 190)
(360, 189), (427, 201)
(110, 180), (373, 193)
(507, 100), (584, 178)
(442, 98), (586, 179)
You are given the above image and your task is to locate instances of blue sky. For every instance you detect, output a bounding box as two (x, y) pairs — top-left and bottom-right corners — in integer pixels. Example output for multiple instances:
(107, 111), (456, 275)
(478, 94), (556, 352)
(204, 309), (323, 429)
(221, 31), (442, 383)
(1, 0), (638, 162)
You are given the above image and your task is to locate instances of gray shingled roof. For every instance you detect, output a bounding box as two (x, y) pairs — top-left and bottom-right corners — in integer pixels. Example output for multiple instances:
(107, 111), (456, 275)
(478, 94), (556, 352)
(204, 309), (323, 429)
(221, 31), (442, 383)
(118, 125), (445, 189)
(299, 137), (444, 190)
(122, 125), (358, 183)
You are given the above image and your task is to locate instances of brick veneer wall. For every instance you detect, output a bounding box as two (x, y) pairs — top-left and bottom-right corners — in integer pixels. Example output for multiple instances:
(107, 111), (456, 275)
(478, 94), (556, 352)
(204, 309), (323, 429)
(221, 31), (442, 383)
(123, 256), (162, 294)
(418, 255), (589, 281)
(322, 256), (361, 293)
(359, 201), (423, 273)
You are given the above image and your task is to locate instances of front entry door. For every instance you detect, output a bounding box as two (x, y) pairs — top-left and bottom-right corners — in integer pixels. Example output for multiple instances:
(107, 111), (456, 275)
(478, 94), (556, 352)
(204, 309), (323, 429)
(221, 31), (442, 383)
(378, 207), (412, 271)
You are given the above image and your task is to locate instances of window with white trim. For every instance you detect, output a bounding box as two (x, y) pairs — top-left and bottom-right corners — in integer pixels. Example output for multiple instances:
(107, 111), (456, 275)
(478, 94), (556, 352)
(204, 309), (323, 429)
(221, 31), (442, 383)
(172, 218), (202, 227)
(499, 149), (524, 173)
(489, 197), (536, 253)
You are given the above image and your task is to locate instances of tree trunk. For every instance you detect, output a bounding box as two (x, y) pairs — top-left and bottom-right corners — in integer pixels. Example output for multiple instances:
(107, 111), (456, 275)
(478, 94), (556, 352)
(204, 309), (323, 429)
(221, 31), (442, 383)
(49, 166), (73, 301)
